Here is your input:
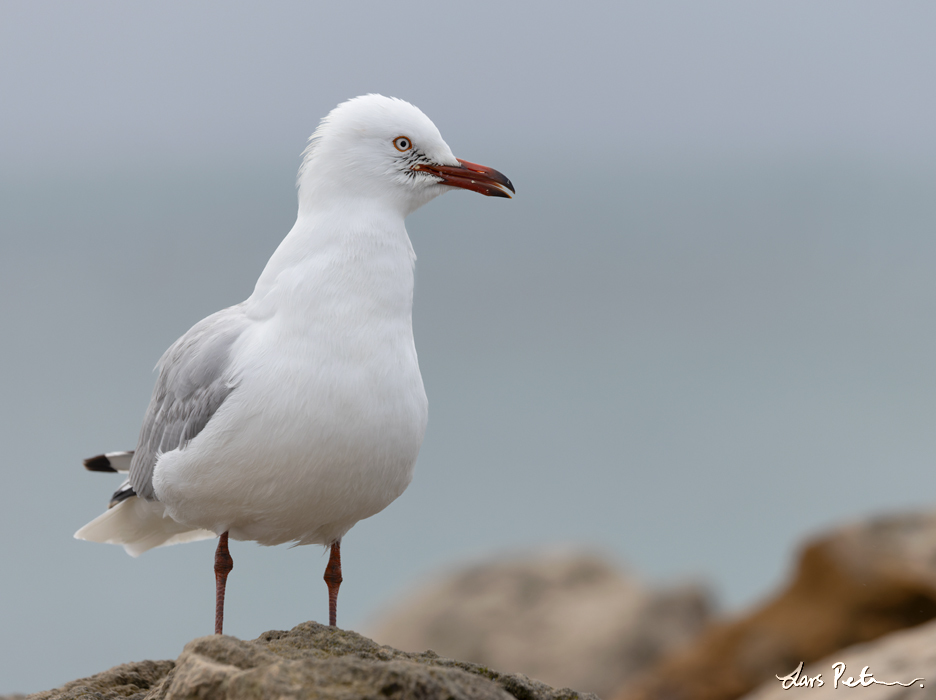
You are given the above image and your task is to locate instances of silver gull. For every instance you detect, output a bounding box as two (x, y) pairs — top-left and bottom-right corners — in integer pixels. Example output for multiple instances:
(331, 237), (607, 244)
(75, 94), (514, 633)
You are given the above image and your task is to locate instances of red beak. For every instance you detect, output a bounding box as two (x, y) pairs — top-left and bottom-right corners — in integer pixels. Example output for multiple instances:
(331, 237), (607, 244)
(413, 158), (515, 198)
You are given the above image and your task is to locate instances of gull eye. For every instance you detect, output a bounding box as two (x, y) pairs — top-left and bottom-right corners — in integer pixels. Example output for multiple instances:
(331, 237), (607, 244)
(393, 136), (412, 152)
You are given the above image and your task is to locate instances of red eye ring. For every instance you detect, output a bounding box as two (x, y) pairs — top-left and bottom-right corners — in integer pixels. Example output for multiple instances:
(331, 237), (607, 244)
(393, 136), (412, 152)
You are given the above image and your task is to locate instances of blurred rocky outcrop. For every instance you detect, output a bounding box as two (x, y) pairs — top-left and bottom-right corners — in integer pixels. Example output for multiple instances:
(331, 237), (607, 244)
(367, 550), (712, 698)
(29, 621), (597, 700)
(31, 512), (936, 700)
(615, 512), (936, 700)
(743, 616), (936, 699)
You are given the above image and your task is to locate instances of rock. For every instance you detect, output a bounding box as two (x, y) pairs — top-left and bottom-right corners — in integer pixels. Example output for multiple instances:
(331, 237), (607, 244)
(743, 617), (936, 699)
(27, 660), (173, 700)
(367, 550), (712, 698)
(615, 512), (936, 700)
(29, 621), (598, 700)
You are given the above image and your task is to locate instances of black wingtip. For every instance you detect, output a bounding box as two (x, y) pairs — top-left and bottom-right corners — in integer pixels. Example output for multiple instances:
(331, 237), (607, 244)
(109, 484), (137, 508)
(84, 454), (118, 472)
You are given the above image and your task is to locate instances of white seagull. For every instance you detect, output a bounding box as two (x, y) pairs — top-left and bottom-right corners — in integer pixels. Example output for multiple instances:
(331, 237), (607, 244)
(75, 94), (514, 634)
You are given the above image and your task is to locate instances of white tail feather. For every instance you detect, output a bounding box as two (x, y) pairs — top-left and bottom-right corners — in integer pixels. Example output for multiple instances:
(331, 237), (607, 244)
(74, 497), (216, 557)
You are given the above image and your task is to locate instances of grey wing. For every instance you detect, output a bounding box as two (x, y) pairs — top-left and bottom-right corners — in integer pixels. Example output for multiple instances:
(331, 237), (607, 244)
(129, 303), (250, 501)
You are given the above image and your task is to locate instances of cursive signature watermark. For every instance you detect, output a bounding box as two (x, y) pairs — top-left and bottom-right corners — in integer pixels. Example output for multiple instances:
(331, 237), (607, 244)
(776, 661), (924, 690)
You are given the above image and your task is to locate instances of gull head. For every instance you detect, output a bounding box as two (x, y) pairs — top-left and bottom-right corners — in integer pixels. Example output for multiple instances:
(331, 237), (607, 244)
(297, 94), (514, 217)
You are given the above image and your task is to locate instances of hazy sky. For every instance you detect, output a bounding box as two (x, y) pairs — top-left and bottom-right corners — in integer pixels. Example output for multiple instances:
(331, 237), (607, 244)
(3, 2), (936, 694)
(4, 1), (936, 173)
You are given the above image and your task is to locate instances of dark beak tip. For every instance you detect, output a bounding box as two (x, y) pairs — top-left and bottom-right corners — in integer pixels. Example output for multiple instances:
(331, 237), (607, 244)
(487, 174), (514, 198)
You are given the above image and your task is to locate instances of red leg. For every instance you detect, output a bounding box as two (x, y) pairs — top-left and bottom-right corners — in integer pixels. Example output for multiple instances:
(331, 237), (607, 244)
(214, 531), (233, 635)
(324, 541), (342, 627)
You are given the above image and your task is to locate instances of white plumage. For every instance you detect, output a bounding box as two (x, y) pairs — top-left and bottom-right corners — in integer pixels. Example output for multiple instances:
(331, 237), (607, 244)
(74, 94), (513, 629)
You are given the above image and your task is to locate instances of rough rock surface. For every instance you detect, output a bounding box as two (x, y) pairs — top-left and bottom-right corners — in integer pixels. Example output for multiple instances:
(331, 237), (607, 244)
(743, 616), (936, 699)
(367, 550), (712, 699)
(615, 512), (936, 700)
(28, 621), (598, 700)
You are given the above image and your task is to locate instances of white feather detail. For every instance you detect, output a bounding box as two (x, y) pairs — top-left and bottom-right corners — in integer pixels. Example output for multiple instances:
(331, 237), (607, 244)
(103, 451), (133, 473)
(74, 496), (216, 557)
